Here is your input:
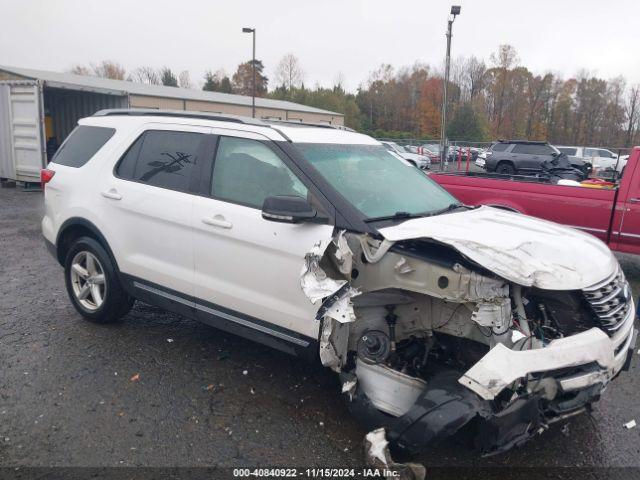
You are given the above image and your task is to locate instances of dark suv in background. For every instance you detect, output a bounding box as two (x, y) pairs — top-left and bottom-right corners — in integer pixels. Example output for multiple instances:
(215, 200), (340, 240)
(485, 140), (589, 176)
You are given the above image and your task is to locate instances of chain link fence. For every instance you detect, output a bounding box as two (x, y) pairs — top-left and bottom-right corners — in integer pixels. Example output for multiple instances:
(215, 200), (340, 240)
(375, 137), (634, 179)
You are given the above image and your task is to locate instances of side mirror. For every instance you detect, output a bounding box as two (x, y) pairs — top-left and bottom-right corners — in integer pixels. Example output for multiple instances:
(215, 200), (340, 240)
(262, 195), (318, 224)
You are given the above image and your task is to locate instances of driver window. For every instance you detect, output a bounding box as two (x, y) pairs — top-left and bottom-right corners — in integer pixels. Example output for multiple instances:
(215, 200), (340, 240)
(211, 136), (308, 209)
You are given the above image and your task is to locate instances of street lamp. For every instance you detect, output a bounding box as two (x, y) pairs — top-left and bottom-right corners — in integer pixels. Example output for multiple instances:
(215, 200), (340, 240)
(242, 27), (256, 118)
(439, 6), (461, 166)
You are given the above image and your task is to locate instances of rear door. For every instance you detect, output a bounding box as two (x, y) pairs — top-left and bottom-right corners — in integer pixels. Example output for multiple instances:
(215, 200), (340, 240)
(191, 131), (334, 348)
(0, 81), (46, 182)
(101, 124), (212, 298)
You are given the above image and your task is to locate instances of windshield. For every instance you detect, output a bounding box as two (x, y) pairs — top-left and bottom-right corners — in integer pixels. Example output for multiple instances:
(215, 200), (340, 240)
(294, 143), (458, 220)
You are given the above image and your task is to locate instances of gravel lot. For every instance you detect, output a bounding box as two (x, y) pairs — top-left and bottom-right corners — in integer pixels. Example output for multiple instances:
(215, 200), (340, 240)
(1, 186), (640, 473)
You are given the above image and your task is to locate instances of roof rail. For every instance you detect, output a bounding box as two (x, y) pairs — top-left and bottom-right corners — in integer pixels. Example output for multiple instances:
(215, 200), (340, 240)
(496, 139), (548, 145)
(93, 108), (269, 126)
(266, 119), (355, 132)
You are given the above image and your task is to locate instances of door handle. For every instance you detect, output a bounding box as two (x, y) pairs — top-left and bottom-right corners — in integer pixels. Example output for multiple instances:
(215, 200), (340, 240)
(202, 215), (233, 229)
(629, 198), (640, 204)
(101, 189), (122, 200)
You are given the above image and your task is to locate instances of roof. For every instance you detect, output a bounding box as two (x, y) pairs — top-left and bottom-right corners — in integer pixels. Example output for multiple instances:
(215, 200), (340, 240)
(0, 65), (342, 117)
(81, 109), (376, 145)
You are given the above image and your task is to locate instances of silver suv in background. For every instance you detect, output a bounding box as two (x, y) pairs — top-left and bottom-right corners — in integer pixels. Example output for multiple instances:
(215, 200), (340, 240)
(483, 140), (588, 176)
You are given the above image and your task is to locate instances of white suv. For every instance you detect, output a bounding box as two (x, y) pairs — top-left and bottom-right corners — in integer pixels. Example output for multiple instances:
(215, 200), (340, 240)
(42, 110), (636, 456)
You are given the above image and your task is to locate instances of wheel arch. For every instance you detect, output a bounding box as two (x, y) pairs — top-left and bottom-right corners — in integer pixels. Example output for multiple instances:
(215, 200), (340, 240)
(55, 218), (119, 271)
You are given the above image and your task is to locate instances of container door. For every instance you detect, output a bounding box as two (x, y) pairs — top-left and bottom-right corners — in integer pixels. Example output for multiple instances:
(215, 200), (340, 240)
(1, 81), (46, 182)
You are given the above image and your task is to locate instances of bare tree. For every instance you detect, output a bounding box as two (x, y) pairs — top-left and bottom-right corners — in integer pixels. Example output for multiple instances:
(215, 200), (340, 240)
(69, 65), (91, 76)
(91, 61), (126, 80)
(274, 53), (304, 90)
(465, 56), (486, 101)
(625, 84), (640, 147)
(131, 66), (160, 85)
(178, 70), (192, 89)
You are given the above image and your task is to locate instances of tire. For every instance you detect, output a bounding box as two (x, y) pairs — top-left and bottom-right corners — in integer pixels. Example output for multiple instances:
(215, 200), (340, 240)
(496, 162), (516, 175)
(64, 236), (133, 323)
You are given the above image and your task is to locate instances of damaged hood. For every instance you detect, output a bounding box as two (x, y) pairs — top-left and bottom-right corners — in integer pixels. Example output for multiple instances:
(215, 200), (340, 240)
(378, 206), (617, 290)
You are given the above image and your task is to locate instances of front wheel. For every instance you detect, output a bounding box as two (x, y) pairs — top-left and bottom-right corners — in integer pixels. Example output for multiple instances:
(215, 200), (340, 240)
(64, 236), (133, 323)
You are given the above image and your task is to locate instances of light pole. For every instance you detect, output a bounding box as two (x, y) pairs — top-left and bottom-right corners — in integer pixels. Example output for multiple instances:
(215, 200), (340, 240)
(440, 6), (461, 166)
(242, 27), (256, 118)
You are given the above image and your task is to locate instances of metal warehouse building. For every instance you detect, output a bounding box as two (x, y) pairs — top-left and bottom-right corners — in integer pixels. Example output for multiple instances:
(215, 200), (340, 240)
(0, 65), (343, 183)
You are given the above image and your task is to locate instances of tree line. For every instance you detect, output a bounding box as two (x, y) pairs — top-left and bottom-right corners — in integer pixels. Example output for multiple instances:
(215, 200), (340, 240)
(70, 45), (640, 147)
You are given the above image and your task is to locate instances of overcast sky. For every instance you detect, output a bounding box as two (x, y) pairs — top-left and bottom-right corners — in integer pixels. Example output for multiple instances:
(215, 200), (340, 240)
(1, 0), (638, 92)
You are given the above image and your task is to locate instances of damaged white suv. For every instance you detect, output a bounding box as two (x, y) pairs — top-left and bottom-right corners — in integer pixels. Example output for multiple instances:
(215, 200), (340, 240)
(42, 109), (637, 455)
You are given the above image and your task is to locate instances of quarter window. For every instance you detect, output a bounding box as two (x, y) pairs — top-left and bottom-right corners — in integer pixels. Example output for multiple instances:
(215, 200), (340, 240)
(52, 125), (115, 167)
(211, 136), (308, 209)
(116, 130), (204, 192)
(490, 143), (509, 152)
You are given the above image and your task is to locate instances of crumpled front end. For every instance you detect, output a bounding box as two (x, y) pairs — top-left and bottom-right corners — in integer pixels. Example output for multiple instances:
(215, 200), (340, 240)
(301, 230), (637, 455)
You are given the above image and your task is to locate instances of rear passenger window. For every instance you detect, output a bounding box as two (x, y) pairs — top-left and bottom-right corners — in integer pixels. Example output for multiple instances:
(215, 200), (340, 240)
(211, 136), (308, 209)
(116, 130), (204, 192)
(512, 144), (552, 155)
(52, 125), (115, 167)
(491, 143), (509, 152)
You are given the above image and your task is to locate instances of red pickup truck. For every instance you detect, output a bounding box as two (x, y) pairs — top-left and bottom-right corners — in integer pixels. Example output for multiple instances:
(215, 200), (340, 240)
(431, 147), (640, 255)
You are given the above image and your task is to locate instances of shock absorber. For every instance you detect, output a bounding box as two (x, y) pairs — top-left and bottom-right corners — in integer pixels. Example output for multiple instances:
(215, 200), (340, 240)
(385, 305), (398, 352)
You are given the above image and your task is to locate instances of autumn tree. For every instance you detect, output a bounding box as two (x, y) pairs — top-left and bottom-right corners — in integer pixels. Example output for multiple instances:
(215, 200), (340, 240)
(92, 61), (126, 80)
(416, 78), (442, 139)
(232, 60), (268, 97)
(69, 61), (126, 80)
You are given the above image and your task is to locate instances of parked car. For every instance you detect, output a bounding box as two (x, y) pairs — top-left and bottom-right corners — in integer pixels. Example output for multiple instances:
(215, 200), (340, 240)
(556, 146), (623, 175)
(447, 145), (479, 162)
(42, 109), (636, 456)
(485, 140), (589, 176)
(431, 146), (640, 255)
(380, 141), (430, 169)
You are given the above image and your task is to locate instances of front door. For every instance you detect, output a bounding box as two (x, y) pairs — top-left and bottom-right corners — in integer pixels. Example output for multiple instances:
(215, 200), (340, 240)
(192, 132), (334, 346)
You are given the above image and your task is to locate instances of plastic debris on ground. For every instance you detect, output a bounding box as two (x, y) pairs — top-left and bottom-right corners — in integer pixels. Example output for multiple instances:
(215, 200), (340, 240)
(624, 419), (636, 429)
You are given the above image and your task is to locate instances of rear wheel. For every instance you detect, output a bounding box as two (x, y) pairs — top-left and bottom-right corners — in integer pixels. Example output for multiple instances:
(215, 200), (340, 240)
(496, 162), (516, 175)
(64, 236), (133, 323)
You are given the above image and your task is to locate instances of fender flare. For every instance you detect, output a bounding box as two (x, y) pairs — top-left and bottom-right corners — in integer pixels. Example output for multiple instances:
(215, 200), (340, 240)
(55, 217), (120, 271)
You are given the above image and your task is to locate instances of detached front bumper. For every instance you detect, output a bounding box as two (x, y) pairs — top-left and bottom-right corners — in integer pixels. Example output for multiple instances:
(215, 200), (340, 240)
(347, 304), (637, 456)
(461, 300), (637, 401)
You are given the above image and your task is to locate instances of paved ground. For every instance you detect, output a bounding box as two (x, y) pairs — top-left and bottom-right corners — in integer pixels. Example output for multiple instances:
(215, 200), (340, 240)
(1, 186), (640, 471)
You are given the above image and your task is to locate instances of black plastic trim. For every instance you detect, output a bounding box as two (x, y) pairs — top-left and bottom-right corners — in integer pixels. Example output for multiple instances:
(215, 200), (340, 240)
(274, 141), (377, 235)
(120, 273), (319, 361)
(54, 218), (120, 269)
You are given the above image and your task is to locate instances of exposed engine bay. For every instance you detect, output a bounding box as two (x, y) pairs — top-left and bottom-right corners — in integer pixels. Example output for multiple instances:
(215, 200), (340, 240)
(301, 230), (636, 455)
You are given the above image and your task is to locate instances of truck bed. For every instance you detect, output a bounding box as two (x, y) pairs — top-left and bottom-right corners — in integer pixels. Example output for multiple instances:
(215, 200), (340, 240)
(430, 172), (617, 244)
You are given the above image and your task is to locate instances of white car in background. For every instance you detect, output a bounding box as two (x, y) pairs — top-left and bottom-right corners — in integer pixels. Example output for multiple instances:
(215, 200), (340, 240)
(380, 141), (430, 169)
(556, 146), (624, 174)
